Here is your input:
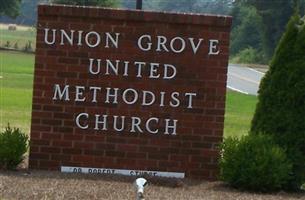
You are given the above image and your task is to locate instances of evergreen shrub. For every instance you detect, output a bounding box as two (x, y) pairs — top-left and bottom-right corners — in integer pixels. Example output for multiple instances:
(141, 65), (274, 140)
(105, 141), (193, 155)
(0, 125), (29, 170)
(220, 134), (292, 192)
(251, 15), (305, 190)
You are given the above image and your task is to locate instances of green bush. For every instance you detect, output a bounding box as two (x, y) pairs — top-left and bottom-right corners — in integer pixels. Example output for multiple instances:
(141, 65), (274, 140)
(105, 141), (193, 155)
(251, 15), (305, 190)
(220, 134), (292, 192)
(231, 47), (263, 64)
(0, 125), (29, 170)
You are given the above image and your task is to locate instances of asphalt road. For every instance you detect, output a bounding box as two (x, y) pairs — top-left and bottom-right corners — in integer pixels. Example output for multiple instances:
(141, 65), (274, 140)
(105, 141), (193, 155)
(227, 64), (265, 95)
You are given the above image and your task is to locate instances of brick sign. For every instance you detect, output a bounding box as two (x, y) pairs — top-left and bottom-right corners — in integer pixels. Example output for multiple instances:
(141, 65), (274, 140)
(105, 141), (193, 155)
(30, 4), (232, 180)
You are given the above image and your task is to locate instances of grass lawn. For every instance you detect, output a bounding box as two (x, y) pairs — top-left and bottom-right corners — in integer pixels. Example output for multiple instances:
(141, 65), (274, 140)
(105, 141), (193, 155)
(0, 24), (36, 51)
(0, 50), (34, 133)
(224, 92), (257, 137)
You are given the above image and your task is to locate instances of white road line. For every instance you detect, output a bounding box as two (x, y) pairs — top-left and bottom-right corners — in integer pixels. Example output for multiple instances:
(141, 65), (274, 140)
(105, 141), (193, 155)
(228, 72), (260, 85)
(227, 85), (249, 95)
(248, 68), (265, 75)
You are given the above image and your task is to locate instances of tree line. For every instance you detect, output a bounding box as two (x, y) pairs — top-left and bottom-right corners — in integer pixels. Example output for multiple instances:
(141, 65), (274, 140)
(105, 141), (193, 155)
(1, 0), (304, 64)
(230, 0), (305, 64)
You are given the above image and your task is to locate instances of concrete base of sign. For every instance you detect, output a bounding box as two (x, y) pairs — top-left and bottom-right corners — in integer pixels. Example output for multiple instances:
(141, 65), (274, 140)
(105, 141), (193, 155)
(61, 166), (185, 178)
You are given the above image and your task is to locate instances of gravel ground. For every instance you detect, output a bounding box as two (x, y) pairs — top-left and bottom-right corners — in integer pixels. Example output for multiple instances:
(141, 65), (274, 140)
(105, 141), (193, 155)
(0, 170), (304, 200)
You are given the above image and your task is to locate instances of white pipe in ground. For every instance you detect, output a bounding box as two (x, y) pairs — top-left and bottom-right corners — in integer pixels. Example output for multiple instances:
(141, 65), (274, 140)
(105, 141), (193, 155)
(134, 178), (147, 200)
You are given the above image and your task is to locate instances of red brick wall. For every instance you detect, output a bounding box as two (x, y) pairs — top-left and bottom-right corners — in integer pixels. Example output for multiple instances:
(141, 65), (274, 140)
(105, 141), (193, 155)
(29, 4), (232, 180)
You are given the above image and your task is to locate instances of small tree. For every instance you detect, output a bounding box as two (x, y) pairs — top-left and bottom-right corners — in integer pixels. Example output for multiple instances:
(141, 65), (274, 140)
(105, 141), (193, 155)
(251, 14), (305, 190)
(0, 125), (28, 170)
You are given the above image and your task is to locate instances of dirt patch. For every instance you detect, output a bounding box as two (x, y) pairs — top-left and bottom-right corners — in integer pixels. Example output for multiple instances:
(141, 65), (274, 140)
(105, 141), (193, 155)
(0, 170), (304, 200)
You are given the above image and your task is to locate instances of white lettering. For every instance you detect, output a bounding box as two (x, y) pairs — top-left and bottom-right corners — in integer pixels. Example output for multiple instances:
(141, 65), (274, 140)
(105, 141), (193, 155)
(137, 35), (152, 51)
(90, 87), (101, 103)
(53, 84), (70, 101)
(170, 92), (180, 107)
(94, 114), (108, 130)
(156, 36), (169, 52)
(189, 38), (203, 54)
(131, 117), (143, 133)
(85, 31), (101, 48)
(122, 88), (138, 105)
(185, 93), (197, 108)
(163, 64), (177, 79)
(105, 32), (120, 48)
(76, 113), (89, 129)
(113, 115), (125, 132)
(60, 29), (75, 45)
(209, 39), (220, 55)
(134, 61), (145, 78)
(160, 92), (165, 107)
(142, 91), (156, 106)
(164, 119), (178, 135)
(105, 88), (119, 104)
(123, 61), (129, 76)
(105, 59), (119, 75)
(149, 63), (160, 79)
(44, 28), (56, 45)
(170, 37), (186, 53)
(146, 118), (159, 134)
(75, 86), (86, 102)
(77, 30), (83, 46)
(88, 58), (101, 75)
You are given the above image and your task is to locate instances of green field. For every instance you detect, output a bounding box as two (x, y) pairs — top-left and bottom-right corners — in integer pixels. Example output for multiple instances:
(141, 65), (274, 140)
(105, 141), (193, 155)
(0, 51), (34, 133)
(0, 25), (36, 51)
(224, 92), (257, 137)
(0, 50), (257, 137)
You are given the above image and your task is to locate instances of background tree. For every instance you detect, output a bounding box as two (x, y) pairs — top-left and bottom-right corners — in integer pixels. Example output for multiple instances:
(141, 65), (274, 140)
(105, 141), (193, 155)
(161, 0), (199, 13)
(251, 15), (305, 190)
(160, 0), (233, 14)
(51, 0), (119, 7)
(0, 0), (22, 18)
(0, 0), (50, 25)
(231, 0), (302, 63)
(2, 0), (303, 65)
(230, 5), (263, 57)
(247, 0), (297, 59)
